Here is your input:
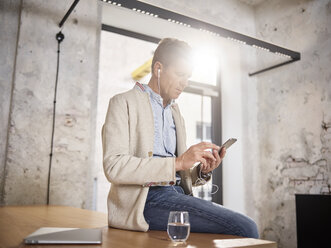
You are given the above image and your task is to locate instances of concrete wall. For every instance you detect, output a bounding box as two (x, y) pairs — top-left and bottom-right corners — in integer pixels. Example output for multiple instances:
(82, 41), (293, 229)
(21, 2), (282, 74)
(141, 0), (256, 36)
(0, 0), (21, 205)
(251, 0), (331, 247)
(0, 0), (101, 208)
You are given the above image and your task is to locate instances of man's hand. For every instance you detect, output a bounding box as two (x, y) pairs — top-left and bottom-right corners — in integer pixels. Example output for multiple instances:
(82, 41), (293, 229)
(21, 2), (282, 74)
(175, 142), (225, 172)
(200, 146), (226, 174)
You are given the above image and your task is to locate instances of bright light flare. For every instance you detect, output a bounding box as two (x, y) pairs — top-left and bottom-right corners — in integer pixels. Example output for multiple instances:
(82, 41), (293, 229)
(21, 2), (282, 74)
(191, 47), (218, 86)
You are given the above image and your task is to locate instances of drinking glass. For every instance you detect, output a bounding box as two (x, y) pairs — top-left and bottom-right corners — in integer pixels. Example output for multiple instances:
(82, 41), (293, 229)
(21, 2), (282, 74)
(167, 211), (190, 243)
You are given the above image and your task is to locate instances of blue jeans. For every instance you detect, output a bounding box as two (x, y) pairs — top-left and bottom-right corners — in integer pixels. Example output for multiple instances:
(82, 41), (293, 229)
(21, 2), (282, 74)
(143, 186), (259, 238)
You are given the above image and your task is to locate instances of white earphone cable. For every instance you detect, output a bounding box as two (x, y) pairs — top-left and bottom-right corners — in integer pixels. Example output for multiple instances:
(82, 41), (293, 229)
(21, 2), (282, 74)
(157, 69), (161, 96)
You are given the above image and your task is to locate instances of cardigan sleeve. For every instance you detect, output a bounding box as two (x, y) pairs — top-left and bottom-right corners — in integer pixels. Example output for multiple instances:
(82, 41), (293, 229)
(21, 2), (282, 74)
(102, 94), (176, 186)
(190, 164), (212, 186)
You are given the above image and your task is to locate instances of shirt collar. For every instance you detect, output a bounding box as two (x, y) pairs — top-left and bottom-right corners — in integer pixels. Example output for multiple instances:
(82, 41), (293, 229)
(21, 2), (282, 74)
(136, 83), (174, 108)
(144, 85), (164, 106)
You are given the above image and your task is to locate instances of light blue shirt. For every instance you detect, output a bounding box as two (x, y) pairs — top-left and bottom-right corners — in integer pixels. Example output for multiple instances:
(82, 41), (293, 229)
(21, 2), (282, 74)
(143, 85), (177, 158)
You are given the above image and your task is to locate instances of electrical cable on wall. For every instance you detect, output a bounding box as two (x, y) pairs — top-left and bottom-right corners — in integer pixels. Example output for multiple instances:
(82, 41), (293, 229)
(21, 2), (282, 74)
(47, 31), (65, 205)
(45, 0), (80, 205)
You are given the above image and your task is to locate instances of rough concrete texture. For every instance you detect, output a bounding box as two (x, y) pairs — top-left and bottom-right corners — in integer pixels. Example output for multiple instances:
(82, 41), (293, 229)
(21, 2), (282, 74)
(239, 0), (266, 6)
(0, 0), (21, 205)
(252, 0), (331, 247)
(141, 0), (256, 36)
(1, 0), (100, 208)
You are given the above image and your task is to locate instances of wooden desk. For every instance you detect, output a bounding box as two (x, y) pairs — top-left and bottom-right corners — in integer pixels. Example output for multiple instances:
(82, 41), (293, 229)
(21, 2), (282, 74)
(0, 205), (276, 248)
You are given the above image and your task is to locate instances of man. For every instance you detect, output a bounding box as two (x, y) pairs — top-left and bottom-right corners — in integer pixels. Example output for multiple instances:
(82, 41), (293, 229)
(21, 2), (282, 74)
(102, 38), (258, 238)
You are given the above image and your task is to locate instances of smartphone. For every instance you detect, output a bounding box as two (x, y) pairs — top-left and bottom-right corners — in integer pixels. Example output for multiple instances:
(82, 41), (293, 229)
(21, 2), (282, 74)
(219, 138), (237, 154)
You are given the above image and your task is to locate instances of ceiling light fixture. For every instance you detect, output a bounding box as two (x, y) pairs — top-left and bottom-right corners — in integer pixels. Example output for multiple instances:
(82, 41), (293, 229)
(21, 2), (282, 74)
(59, 0), (301, 76)
(99, 0), (301, 76)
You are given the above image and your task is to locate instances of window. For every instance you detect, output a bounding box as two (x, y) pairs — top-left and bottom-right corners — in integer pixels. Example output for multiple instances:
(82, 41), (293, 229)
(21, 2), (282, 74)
(196, 122), (212, 141)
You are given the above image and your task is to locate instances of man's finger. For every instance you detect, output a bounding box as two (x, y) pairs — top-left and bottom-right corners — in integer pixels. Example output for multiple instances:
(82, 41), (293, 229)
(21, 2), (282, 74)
(196, 142), (220, 151)
(199, 158), (208, 169)
(202, 151), (216, 161)
(220, 147), (226, 159)
(213, 149), (220, 160)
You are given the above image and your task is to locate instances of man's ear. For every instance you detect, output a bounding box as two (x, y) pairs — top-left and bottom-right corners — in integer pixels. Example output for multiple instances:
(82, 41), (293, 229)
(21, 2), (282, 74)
(153, 62), (162, 77)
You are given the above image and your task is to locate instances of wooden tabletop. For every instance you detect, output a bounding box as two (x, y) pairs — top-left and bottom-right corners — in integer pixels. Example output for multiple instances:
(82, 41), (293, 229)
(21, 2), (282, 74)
(0, 205), (276, 248)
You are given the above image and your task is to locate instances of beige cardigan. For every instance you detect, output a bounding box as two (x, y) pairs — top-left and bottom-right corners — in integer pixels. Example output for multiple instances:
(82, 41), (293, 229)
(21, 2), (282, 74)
(102, 85), (203, 231)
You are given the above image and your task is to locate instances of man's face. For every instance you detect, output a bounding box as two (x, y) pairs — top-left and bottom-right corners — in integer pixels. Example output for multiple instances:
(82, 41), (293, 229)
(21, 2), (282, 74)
(160, 58), (193, 101)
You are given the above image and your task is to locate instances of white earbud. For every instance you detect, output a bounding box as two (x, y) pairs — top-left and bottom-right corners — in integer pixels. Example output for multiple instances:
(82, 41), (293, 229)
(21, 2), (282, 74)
(157, 68), (160, 78)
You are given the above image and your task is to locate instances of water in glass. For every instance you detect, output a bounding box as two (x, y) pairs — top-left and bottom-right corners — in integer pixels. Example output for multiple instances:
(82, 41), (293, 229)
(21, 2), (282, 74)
(167, 211), (190, 242)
